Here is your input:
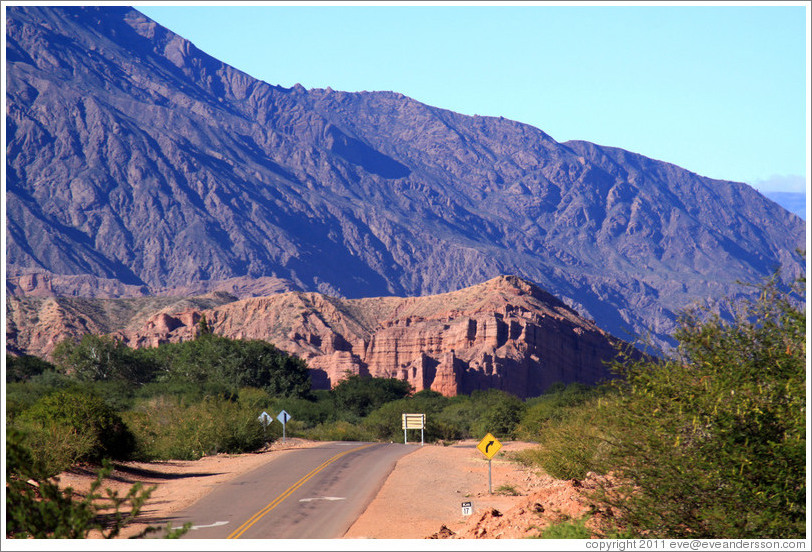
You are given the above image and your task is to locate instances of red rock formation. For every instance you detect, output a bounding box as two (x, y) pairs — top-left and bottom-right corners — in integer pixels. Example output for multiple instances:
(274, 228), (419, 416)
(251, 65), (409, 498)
(104, 275), (626, 397)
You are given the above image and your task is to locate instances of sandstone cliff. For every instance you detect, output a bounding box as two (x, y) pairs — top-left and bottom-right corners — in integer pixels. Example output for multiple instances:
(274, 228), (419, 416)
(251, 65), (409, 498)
(8, 276), (627, 398)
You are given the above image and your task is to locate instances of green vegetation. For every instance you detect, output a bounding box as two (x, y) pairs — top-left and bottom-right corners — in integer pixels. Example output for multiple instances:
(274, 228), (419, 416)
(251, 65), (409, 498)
(537, 515), (592, 539)
(16, 389), (135, 475)
(524, 273), (806, 539)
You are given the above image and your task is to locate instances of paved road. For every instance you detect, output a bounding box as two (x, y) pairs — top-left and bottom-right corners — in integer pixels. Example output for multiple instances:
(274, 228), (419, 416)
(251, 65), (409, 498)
(160, 441), (416, 539)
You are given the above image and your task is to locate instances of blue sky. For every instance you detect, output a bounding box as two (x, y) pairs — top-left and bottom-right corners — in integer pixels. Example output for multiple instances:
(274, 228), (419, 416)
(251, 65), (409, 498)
(136, 2), (809, 193)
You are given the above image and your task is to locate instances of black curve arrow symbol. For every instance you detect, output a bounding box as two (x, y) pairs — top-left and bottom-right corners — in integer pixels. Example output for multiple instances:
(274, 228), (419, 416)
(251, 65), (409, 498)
(485, 441), (494, 453)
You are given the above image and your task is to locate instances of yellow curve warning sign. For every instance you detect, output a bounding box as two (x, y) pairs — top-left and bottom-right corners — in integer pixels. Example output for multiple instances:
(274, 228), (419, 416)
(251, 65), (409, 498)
(477, 433), (502, 459)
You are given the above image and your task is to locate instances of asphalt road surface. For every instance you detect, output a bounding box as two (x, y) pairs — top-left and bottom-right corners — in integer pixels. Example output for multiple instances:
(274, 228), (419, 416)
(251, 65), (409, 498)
(160, 441), (416, 539)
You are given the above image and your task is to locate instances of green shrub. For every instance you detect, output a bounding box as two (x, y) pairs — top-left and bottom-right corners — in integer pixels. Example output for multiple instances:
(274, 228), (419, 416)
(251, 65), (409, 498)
(5, 370), (73, 421)
(263, 395), (335, 428)
(8, 420), (98, 477)
(123, 395), (271, 461)
(468, 389), (526, 439)
(538, 516), (592, 539)
(362, 392), (456, 442)
(141, 335), (311, 397)
(434, 398), (479, 438)
(516, 382), (601, 441)
(17, 389), (135, 468)
(134, 379), (235, 403)
(515, 395), (608, 480)
(53, 334), (155, 384)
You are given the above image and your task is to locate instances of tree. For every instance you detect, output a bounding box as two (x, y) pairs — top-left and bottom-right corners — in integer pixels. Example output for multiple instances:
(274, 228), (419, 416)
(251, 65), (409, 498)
(198, 314), (212, 337)
(145, 335), (312, 397)
(52, 335), (155, 384)
(331, 375), (413, 419)
(5, 354), (55, 383)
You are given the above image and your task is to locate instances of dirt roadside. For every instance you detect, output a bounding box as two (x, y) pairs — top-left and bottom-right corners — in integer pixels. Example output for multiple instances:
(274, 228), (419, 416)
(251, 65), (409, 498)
(53, 438), (596, 540)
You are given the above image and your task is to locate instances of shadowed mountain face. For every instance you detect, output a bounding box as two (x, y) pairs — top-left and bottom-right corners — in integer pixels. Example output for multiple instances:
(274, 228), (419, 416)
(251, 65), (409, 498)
(5, 6), (805, 349)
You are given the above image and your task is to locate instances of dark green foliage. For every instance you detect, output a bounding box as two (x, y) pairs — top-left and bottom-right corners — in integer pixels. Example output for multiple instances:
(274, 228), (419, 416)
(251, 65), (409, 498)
(197, 314), (212, 336)
(363, 391), (454, 442)
(297, 420), (376, 442)
(5, 353), (55, 382)
(141, 335), (311, 397)
(5, 370), (73, 421)
(263, 395), (335, 428)
(17, 389), (136, 470)
(513, 397), (607, 480)
(467, 389), (526, 439)
(5, 429), (188, 539)
(476, 392), (526, 439)
(331, 374), (413, 420)
(53, 334), (156, 384)
(520, 273), (806, 539)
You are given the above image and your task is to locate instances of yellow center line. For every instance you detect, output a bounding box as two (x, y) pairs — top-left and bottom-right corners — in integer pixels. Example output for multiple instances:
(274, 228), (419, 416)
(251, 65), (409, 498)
(227, 443), (376, 539)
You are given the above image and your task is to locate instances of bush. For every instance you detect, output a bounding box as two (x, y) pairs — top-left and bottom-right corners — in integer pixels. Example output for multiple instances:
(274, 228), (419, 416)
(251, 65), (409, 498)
(434, 398), (479, 439)
(5, 370), (73, 421)
(123, 395), (271, 461)
(363, 400), (421, 442)
(16, 389), (135, 471)
(262, 395), (335, 428)
(468, 389), (526, 439)
(515, 382), (600, 441)
(53, 334), (155, 384)
(9, 420), (99, 477)
(514, 394), (610, 480)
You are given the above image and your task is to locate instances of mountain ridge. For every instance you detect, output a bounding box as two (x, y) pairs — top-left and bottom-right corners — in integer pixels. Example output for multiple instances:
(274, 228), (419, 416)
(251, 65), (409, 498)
(5, 5), (805, 351)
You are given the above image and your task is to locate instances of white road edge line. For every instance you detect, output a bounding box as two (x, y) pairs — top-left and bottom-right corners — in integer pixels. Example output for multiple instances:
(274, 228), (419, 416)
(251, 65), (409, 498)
(299, 496), (347, 502)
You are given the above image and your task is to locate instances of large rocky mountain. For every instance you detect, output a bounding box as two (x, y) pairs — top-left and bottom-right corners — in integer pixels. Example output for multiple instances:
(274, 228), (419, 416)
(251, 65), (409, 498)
(6, 276), (627, 398)
(5, 5), (805, 351)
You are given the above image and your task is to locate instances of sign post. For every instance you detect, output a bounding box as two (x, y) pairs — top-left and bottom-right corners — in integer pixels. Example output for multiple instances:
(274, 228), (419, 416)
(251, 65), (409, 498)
(277, 410), (291, 443)
(258, 411), (272, 439)
(476, 433), (503, 494)
(401, 413), (425, 445)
